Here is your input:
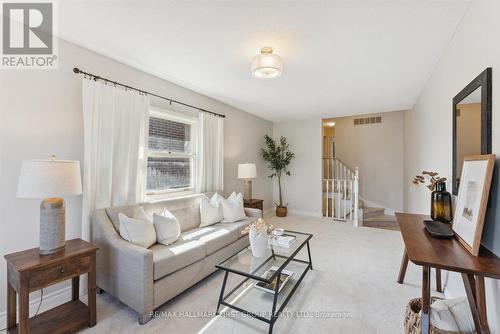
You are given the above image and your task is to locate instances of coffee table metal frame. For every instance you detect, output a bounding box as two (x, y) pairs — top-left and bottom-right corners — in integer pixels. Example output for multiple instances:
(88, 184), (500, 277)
(215, 230), (313, 334)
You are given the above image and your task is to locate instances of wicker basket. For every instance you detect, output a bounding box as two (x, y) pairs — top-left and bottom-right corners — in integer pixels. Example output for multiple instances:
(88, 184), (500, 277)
(404, 297), (464, 334)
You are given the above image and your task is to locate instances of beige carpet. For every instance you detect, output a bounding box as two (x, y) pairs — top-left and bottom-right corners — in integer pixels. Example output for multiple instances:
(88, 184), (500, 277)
(81, 214), (440, 334)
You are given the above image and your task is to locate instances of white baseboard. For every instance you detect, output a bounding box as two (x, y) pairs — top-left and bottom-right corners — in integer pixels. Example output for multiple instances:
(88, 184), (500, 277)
(0, 286), (73, 329)
(287, 209), (322, 217)
(264, 208), (321, 218)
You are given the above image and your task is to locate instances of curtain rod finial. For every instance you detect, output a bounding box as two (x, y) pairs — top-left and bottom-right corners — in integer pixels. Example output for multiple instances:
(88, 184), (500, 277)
(73, 67), (80, 74)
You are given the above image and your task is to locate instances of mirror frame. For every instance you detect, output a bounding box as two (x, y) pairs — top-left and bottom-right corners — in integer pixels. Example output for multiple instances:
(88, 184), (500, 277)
(452, 67), (492, 195)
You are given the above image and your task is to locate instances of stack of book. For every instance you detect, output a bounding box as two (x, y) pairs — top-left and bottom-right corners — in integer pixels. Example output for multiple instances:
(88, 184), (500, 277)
(269, 234), (296, 248)
(254, 267), (294, 294)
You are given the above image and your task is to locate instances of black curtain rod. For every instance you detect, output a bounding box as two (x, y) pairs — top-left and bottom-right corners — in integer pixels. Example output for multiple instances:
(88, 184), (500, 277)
(72, 67), (225, 118)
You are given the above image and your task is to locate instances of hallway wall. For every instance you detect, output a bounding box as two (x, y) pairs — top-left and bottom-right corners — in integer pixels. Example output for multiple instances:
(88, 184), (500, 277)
(403, 1), (500, 331)
(332, 111), (405, 211)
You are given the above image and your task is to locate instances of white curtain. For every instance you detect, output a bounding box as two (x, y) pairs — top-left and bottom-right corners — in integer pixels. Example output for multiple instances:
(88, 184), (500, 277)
(81, 78), (149, 240)
(197, 112), (224, 193)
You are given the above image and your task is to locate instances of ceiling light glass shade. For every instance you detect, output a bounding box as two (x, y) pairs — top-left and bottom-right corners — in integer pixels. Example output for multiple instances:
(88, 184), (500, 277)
(252, 47), (282, 79)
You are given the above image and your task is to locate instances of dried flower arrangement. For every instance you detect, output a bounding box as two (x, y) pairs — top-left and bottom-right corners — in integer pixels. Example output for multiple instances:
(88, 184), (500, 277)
(412, 171), (447, 191)
(242, 218), (274, 235)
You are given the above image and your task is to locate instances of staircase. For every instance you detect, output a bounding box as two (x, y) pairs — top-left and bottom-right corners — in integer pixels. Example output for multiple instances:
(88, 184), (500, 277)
(362, 206), (399, 231)
(322, 157), (359, 227)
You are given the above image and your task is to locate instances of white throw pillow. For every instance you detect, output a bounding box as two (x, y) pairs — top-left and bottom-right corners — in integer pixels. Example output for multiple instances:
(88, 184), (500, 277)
(200, 193), (224, 227)
(221, 192), (247, 223)
(430, 297), (475, 333)
(153, 208), (181, 246)
(135, 206), (153, 223)
(118, 212), (156, 248)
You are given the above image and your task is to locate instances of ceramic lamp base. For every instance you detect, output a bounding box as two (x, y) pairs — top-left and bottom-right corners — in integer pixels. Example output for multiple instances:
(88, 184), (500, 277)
(40, 198), (66, 255)
(243, 180), (252, 201)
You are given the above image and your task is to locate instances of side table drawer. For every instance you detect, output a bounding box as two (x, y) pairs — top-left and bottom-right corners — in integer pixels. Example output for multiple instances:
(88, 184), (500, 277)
(30, 256), (91, 291)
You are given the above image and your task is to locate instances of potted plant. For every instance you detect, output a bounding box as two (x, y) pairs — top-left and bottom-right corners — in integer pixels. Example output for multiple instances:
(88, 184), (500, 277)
(261, 134), (295, 217)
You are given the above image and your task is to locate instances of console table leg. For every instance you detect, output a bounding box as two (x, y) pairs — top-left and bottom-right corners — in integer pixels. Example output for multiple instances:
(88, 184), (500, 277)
(462, 273), (489, 334)
(421, 266), (431, 334)
(398, 249), (409, 284)
(435, 268), (443, 293)
(475, 275), (488, 331)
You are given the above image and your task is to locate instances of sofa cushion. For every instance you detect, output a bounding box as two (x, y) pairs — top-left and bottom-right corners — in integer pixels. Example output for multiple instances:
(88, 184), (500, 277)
(181, 226), (237, 255)
(105, 195), (202, 233)
(151, 238), (207, 280)
(215, 217), (257, 239)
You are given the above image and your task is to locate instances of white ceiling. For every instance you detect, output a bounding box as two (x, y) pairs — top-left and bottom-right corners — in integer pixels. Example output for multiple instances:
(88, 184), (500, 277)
(57, 0), (471, 122)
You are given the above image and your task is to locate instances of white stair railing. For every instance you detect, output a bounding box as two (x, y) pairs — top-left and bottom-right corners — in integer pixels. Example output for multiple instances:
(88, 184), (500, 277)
(322, 158), (359, 227)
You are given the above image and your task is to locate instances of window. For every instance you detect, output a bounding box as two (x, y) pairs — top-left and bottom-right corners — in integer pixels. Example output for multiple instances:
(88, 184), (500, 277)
(146, 108), (197, 196)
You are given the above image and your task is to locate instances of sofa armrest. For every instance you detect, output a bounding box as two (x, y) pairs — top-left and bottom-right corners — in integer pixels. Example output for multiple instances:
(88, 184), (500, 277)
(92, 209), (154, 317)
(245, 207), (263, 219)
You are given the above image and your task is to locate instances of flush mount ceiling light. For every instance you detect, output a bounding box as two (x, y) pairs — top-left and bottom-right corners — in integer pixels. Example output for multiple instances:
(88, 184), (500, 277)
(251, 47), (282, 79)
(325, 121), (336, 127)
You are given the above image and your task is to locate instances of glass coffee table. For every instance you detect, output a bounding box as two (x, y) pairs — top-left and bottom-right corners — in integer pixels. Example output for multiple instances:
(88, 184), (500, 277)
(215, 230), (313, 334)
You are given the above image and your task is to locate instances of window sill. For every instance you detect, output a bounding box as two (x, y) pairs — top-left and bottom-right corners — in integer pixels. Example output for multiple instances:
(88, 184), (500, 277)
(144, 188), (196, 202)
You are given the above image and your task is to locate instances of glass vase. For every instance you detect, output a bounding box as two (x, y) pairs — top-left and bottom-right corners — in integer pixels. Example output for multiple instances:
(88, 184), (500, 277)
(431, 181), (453, 223)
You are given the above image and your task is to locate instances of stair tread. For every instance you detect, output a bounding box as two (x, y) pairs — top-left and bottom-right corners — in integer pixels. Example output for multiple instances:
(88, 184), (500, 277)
(363, 207), (385, 212)
(363, 215), (397, 222)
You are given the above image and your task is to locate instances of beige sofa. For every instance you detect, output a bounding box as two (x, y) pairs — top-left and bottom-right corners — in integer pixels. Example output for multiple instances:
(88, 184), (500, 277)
(91, 194), (261, 324)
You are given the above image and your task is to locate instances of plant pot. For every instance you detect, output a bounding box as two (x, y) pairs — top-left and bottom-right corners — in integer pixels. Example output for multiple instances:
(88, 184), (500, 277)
(249, 229), (268, 257)
(276, 206), (287, 217)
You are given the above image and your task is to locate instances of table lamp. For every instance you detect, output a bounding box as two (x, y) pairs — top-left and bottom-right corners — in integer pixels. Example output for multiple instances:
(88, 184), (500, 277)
(17, 156), (82, 255)
(238, 163), (257, 201)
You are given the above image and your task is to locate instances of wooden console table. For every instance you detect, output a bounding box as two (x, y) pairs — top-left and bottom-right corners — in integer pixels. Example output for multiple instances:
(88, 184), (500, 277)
(396, 213), (500, 334)
(4, 239), (98, 334)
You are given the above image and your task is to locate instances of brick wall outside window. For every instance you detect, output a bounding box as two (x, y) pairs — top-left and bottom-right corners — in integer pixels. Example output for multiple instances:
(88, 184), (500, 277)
(149, 116), (191, 153)
(147, 116), (193, 192)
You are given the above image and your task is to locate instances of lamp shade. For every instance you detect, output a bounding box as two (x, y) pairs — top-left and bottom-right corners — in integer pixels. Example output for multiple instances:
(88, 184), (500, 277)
(238, 163), (257, 179)
(251, 47), (282, 79)
(17, 158), (82, 199)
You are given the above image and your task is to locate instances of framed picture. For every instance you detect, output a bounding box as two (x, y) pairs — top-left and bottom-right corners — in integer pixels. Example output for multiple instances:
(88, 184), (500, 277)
(453, 154), (495, 255)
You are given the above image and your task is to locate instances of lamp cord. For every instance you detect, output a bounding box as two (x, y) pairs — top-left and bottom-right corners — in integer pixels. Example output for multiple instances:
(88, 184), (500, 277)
(33, 289), (44, 317)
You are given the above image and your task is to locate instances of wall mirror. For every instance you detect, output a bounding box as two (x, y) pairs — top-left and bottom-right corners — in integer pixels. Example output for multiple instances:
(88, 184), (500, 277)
(453, 68), (492, 195)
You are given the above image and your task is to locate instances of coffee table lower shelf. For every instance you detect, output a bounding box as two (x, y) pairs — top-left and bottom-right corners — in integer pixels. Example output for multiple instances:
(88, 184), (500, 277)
(215, 238), (313, 334)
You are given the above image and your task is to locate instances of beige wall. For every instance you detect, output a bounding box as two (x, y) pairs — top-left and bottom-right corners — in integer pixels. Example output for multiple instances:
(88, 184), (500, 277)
(273, 120), (323, 216)
(0, 38), (273, 317)
(333, 111), (405, 211)
(403, 1), (500, 331)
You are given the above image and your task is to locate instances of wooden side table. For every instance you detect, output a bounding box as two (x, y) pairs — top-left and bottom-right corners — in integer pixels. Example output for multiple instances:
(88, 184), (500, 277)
(4, 239), (98, 334)
(243, 198), (264, 212)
